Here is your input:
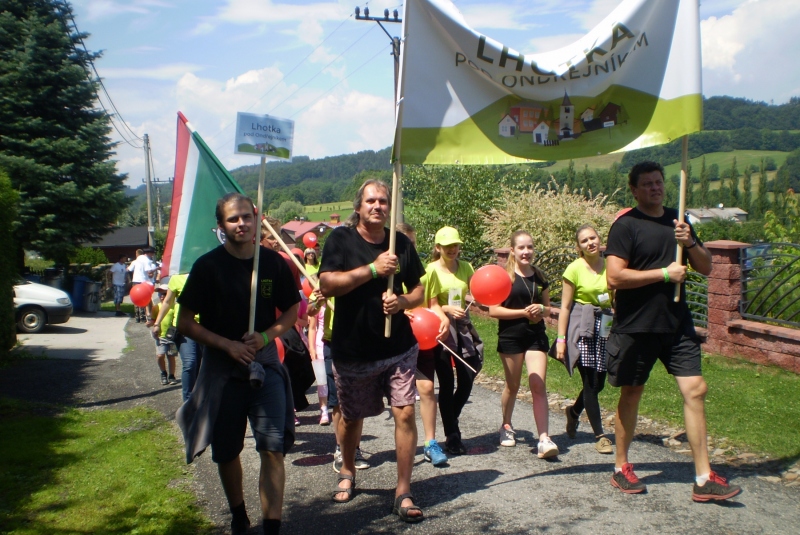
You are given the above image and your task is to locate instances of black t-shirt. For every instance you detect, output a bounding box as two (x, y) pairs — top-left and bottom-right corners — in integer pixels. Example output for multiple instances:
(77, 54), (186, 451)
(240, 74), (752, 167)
(178, 245), (301, 342)
(497, 268), (549, 337)
(604, 207), (700, 334)
(319, 225), (425, 362)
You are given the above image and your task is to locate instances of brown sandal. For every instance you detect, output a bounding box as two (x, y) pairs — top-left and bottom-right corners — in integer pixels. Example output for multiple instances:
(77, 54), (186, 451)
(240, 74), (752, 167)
(332, 473), (355, 503)
(392, 493), (424, 523)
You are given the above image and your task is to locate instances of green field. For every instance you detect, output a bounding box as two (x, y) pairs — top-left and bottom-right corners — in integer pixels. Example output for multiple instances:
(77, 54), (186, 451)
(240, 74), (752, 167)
(303, 201), (351, 222)
(663, 150), (787, 182)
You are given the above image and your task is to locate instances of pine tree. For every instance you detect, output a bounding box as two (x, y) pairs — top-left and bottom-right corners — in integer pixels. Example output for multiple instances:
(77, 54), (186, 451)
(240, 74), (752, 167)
(699, 156), (710, 207)
(742, 167), (752, 214)
(566, 160), (576, 192)
(729, 157), (740, 206)
(754, 158), (769, 218)
(685, 162), (694, 207)
(0, 0), (129, 267)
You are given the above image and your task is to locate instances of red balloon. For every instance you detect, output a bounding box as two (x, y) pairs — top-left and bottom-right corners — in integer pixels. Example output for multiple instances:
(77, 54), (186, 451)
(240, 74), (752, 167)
(470, 265), (512, 306)
(130, 282), (154, 307)
(275, 337), (285, 363)
(408, 308), (440, 350)
(302, 233), (318, 248)
(301, 277), (314, 298)
(291, 247), (304, 259)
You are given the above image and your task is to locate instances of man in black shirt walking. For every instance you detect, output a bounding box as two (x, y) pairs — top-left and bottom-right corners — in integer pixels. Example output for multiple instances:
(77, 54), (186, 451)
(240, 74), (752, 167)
(177, 193), (300, 534)
(319, 179), (426, 522)
(605, 161), (741, 502)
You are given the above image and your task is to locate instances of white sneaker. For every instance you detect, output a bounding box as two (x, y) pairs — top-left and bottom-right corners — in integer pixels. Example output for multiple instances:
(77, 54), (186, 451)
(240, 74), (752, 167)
(499, 424), (516, 447)
(354, 447), (370, 470)
(537, 436), (559, 459)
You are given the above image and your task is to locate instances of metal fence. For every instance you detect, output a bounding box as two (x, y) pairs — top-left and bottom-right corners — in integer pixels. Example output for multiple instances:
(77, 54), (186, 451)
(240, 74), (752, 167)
(740, 243), (800, 328)
(685, 271), (708, 329)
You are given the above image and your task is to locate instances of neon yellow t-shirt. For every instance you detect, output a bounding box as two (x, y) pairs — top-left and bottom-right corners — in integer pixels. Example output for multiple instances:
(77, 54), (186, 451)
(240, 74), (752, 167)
(562, 258), (609, 306)
(425, 260), (474, 308)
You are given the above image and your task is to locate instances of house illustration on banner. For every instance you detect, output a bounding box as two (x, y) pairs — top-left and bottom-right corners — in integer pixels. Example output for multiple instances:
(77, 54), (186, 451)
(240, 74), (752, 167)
(498, 114), (517, 137)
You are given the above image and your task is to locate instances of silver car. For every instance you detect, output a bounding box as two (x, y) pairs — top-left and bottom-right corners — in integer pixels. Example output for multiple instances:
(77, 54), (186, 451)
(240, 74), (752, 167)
(14, 279), (73, 333)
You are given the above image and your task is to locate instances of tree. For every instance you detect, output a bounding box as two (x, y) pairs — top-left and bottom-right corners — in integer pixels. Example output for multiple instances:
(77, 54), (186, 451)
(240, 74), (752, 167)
(742, 167), (752, 213)
(271, 201), (305, 223)
(404, 165), (522, 257)
(0, 0), (129, 267)
(728, 157), (740, 206)
(753, 158), (769, 218)
(698, 156), (710, 207)
(0, 170), (18, 355)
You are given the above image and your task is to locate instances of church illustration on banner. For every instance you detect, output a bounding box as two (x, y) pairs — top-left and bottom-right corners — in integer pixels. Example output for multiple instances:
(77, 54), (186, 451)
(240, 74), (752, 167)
(498, 92), (623, 146)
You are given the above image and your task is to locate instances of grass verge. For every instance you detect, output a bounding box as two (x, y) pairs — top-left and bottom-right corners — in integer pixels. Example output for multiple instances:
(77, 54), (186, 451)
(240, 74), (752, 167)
(471, 315), (800, 461)
(0, 399), (213, 535)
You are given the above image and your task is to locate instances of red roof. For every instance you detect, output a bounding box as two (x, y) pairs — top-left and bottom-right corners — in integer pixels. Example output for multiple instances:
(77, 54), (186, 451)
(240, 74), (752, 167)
(281, 221), (334, 237)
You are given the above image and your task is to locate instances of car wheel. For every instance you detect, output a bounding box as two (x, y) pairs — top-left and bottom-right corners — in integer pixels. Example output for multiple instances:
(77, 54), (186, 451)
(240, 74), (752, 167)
(17, 306), (46, 334)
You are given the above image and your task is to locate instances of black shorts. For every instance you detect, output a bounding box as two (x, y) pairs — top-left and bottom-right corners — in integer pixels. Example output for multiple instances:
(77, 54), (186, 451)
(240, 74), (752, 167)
(606, 327), (702, 387)
(211, 364), (286, 464)
(497, 326), (550, 355)
(415, 345), (437, 381)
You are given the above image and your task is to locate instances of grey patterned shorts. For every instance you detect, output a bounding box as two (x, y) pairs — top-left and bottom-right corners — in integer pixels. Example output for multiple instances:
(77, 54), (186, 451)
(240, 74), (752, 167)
(332, 344), (418, 421)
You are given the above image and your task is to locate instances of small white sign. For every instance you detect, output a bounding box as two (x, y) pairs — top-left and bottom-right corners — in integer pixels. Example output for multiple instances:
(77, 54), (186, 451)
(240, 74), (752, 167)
(448, 287), (462, 309)
(234, 112), (294, 160)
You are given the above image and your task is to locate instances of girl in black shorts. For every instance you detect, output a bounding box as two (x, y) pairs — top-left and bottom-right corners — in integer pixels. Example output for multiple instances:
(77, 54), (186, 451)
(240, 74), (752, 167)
(489, 230), (558, 459)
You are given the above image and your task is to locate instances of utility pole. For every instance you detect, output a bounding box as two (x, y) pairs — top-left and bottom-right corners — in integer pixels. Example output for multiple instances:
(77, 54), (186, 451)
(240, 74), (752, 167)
(143, 133), (154, 247)
(354, 6), (404, 221)
(151, 177), (173, 231)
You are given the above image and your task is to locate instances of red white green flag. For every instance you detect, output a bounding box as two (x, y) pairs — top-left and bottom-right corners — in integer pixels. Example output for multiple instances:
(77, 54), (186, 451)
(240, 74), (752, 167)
(160, 112), (244, 276)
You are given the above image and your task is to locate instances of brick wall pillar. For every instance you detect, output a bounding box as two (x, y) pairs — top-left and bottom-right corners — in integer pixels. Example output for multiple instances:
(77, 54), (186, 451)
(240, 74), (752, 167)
(704, 240), (749, 354)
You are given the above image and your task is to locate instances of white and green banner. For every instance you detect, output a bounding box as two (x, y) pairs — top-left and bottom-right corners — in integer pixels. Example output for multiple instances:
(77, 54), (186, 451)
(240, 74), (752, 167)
(234, 112), (294, 160)
(397, 0), (702, 164)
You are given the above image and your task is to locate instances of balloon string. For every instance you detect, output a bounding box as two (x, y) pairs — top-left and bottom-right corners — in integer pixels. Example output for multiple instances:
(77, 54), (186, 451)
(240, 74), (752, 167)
(437, 341), (478, 374)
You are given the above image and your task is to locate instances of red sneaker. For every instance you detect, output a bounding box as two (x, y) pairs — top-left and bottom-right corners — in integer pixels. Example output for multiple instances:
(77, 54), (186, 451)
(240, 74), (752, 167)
(611, 463), (647, 494)
(692, 471), (742, 502)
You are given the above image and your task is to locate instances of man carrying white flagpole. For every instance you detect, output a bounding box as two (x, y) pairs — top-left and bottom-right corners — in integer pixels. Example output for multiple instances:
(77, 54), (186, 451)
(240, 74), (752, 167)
(319, 179), (426, 522)
(604, 161), (742, 502)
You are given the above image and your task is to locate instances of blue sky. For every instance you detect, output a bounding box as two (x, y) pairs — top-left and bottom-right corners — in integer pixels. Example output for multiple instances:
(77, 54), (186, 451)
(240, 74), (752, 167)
(69, 0), (800, 186)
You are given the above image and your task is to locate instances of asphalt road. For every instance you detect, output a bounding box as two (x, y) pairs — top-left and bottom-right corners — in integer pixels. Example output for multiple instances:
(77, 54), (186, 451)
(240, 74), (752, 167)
(4, 313), (799, 534)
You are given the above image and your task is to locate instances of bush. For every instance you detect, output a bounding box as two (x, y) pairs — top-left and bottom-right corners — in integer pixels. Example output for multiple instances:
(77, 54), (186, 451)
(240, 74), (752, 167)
(0, 170), (19, 355)
(483, 182), (618, 253)
(69, 246), (110, 266)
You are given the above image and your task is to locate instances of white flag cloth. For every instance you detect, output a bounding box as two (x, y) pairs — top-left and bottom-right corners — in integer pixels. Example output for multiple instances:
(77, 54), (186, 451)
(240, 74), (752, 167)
(396, 0), (702, 164)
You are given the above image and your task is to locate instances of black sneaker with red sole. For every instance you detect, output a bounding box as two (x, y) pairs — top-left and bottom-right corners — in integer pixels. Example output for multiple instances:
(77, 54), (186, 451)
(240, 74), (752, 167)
(692, 471), (742, 502)
(611, 463), (647, 494)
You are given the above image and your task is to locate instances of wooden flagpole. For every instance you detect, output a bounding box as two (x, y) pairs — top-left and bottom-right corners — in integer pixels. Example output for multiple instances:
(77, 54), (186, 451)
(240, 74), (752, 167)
(248, 155), (267, 335)
(674, 135), (689, 302)
(385, 160), (401, 337)
(260, 218), (318, 288)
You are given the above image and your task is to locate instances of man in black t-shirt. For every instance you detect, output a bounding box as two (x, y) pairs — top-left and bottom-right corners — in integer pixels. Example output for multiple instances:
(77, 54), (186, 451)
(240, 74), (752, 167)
(177, 193), (300, 535)
(605, 161), (741, 503)
(319, 179), (426, 522)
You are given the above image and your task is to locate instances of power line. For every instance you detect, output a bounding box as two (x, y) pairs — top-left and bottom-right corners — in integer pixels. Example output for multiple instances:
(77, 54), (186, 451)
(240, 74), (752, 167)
(267, 25), (377, 115)
(289, 43), (391, 119)
(204, 14), (353, 144)
(58, 4), (143, 149)
(212, 23), (379, 153)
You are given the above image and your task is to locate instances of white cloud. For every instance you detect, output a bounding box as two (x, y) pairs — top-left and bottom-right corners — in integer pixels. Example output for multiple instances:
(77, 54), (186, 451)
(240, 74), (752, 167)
(82, 0), (172, 21)
(569, 0), (624, 31)
(100, 63), (204, 80)
(192, 0), (347, 34)
(701, 0), (800, 102)
(461, 4), (536, 31)
(295, 91), (394, 158)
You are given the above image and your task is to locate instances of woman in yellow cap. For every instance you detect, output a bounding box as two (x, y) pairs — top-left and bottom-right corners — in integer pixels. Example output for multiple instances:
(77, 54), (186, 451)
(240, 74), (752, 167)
(426, 226), (483, 455)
